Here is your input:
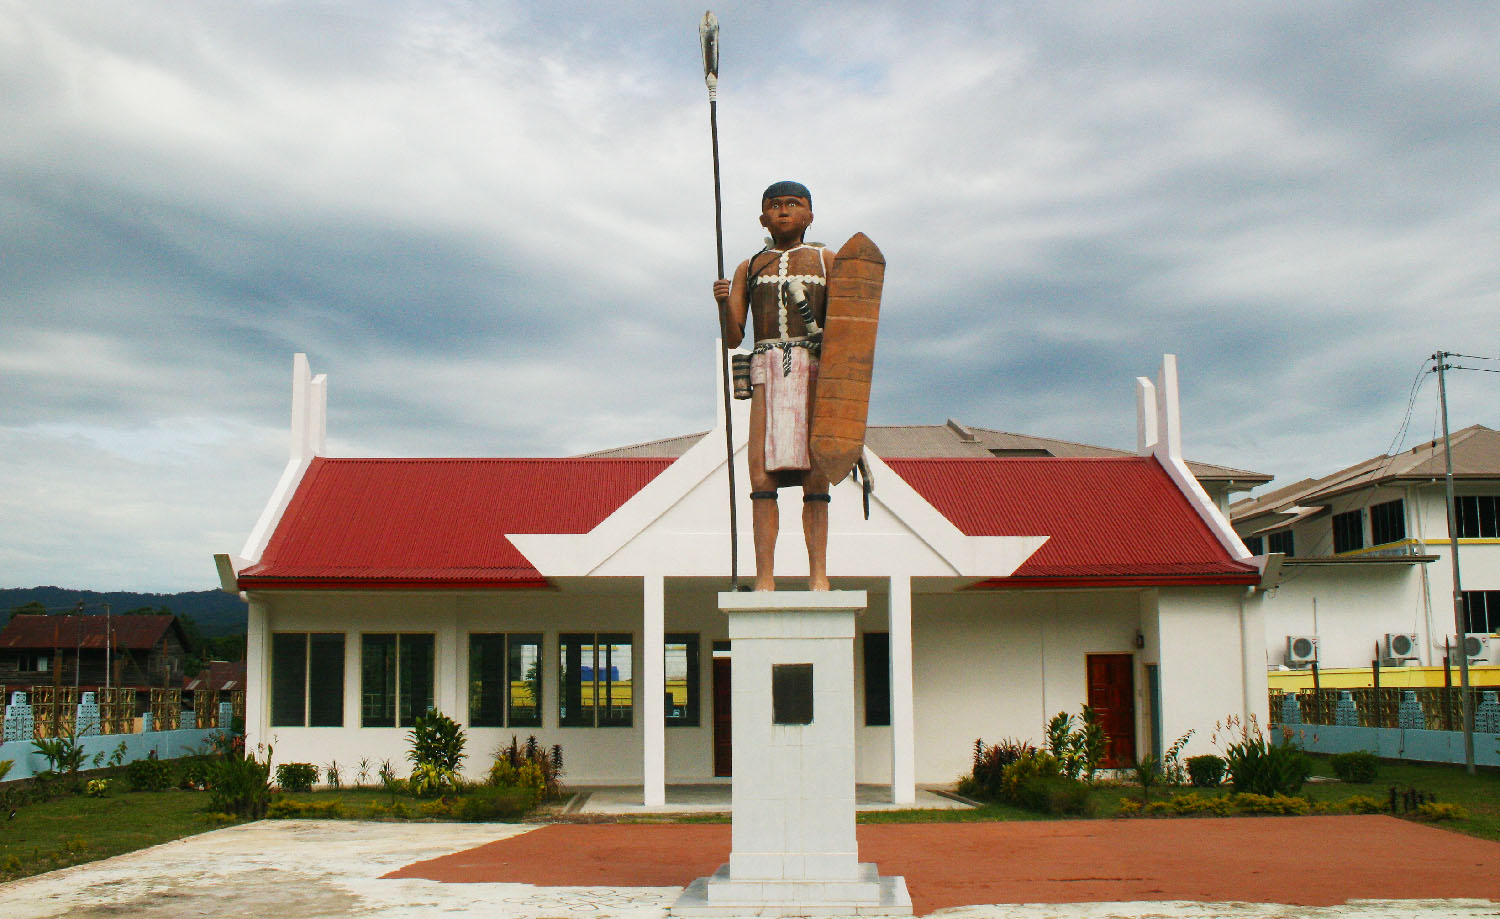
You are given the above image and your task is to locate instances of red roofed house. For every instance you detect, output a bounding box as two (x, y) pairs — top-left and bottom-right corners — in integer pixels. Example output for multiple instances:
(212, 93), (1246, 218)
(217, 353), (1270, 803)
(0, 613), (190, 690)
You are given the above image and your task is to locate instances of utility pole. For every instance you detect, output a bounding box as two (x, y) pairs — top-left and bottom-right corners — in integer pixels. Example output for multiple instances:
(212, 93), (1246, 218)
(1433, 351), (1476, 774)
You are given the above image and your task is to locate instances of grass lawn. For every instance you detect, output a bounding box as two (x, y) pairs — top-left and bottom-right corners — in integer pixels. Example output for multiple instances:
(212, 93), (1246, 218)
(0, 787), (237, 882)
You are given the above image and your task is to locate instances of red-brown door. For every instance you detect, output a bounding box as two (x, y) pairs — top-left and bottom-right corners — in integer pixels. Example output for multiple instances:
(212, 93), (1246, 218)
(712, 657), (732, 776)
(1086, 653), (1136, 768)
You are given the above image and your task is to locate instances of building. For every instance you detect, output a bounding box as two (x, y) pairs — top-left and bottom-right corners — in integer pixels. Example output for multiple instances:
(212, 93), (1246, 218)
(1232, 425), (1500, 673)
(217, 353), (1270, 802)
(0, 613), (191, 691)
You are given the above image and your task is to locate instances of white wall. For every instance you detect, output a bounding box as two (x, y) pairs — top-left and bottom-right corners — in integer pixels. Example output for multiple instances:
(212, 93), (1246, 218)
(1149, 587), (1267, 758)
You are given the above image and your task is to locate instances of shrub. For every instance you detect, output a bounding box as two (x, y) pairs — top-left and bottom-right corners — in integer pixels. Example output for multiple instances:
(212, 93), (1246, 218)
(1160, 730), (1194, 785)
(490, 735), (565, 801)
(208, 745), (272, 819)
(1014, 775), (1094, 816)
(1116, 798), (1141, 816)
(998, 750), (1061, 800)
(275, 763), (319, 793)
(488, 758), (545, 809)
(1329, 751), (1379, 784)
(1218, 718), (1311, 796)
(408, 710), (466, 774)
(126, 754), (174, 792)
(1414, 802), (1467, 822)
(85, 778), (111, 797)
(961, 738), (1035, 799)
(178, 757), (211, 791)
(1044, 708), (1107, 782)
(1166, 792), (1231, 816)
(1133, 754), (1162, 802)
(1343, 794), (1386, 814)
(409, 762), (462, 798)
(31, 734), (86, 789)
(267, 798), (348, 819)
(1226, 792), (1310, 815)
(0, 760), (11, 782)
(368, 800), (413, 819)
(455, 785), (534, 822)
(1185, 755), (1225, 788)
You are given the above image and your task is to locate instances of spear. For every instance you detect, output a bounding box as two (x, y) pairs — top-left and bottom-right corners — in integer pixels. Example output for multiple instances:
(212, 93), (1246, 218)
(701, 10), (740, 590)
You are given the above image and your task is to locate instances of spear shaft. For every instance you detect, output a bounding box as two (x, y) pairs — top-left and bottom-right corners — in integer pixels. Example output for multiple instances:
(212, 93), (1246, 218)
(701, 11), (739, 590)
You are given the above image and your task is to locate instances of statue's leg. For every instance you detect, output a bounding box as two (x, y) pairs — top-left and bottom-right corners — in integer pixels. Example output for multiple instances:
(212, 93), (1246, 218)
(748, 385), (778, 591)
(803, 470), (831, 591)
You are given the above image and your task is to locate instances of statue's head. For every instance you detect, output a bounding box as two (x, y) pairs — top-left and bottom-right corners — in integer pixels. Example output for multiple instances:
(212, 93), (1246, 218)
(760, 180), (813, 241)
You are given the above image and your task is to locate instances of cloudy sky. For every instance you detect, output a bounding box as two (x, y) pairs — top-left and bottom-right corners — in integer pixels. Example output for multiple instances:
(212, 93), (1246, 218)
(3, 1), (1498, 593)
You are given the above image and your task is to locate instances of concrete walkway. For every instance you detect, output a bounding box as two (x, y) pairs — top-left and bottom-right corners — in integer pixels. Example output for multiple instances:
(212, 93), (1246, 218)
(1, 820), (1496, 919)
(570, 783), (970, 814)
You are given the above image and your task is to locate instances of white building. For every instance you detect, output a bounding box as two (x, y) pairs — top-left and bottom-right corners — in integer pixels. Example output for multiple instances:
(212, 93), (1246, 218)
(1232, 425), (1500, 671)
(217, 353), (1270, 803)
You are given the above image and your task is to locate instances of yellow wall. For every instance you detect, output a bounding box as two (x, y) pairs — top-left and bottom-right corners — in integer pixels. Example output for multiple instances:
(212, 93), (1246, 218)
(1267, 665), (1500, 690)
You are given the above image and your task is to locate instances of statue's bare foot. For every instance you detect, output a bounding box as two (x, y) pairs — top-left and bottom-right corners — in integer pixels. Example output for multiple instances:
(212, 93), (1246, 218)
(754, 576), (776, 591)
(808, 575), (830, 591)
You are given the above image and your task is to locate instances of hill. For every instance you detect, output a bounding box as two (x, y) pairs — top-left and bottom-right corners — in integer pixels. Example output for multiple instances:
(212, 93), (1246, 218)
(1, 587), (248, 637)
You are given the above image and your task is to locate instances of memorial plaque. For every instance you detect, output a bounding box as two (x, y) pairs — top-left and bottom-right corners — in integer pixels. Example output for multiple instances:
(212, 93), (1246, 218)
(772, 663), (814, 724)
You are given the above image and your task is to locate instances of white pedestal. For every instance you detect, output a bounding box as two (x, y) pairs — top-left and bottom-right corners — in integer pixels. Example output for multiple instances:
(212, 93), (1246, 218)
(671, 591), (912, 918)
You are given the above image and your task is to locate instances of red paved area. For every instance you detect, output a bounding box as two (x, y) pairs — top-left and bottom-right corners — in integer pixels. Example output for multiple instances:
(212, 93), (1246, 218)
(385, 817), (1500, 913)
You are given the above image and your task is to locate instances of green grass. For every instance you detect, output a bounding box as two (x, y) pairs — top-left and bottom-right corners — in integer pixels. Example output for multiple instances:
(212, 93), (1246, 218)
(0, 787), (239, 882)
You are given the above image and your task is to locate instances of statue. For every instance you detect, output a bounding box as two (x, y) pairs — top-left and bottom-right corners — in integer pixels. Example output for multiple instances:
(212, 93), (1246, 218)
(713, 181), (836, 591)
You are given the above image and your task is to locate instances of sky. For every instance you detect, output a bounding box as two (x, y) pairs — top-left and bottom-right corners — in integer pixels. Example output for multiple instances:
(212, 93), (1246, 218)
(3, 1), (1499, 593)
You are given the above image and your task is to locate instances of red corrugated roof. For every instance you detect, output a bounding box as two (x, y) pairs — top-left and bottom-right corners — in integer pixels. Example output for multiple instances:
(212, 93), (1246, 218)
(237, 457), (673, 589)
(184, 660), (247, 691)
(0, 614), (182, 650)
(884, 457), (1258, 587)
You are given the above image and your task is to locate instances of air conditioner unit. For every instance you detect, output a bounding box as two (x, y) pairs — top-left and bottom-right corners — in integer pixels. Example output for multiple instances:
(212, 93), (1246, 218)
(1286, 635), (1319, 666)
(1383, 632), (1419, 661)
(1449, 634), (1491, 661)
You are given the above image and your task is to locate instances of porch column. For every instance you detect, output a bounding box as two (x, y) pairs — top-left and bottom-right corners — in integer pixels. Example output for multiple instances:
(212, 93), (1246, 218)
(888, 575), (916, 804)
(643, 573), (666, 806)
(244, 596), (269, 751)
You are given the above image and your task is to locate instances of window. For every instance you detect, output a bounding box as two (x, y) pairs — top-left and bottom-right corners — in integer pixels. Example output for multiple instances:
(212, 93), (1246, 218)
(1464, 590), (1500, 634)
(361, 633), (434, 727)
(468, 633), (542, 728)
(665, 633), (700, 726)
(17, 652), (49, 672)
(863, 632), (891, 726)
(1332, 510), (1363, 554)
(1266, 530), (1294, 556)
(1455, 495), (1500, 538)
(1242, 535), (1265, 555)
(271, 632), (345, 727)
(559, 633), (633, 727)
(1370, 499), (1406, 546)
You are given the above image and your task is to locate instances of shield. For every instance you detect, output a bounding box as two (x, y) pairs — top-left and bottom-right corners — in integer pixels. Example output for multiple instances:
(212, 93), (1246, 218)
(809, 232), (884, 484)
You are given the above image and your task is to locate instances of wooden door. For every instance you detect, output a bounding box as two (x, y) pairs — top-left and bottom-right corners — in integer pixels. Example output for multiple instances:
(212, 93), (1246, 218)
(712, 657), (732, 776)
(1086, 653), (1136, 768)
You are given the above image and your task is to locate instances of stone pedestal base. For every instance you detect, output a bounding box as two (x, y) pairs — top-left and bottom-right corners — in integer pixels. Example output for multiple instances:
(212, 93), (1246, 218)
(672, 862), (912, 917)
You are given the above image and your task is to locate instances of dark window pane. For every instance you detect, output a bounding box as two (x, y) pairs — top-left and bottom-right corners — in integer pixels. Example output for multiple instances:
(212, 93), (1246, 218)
(399, 633), (435, 726)
(1480, 496), (1498, 539)
(270, 633), (307, 727)
(508, 634), (542, 727)
(597, 634), (633, 727)
(864, 632), (891, 726)
(1268, 530), (1294, 556)
(665, 633), (699, 726)
(1243, 535), (1264, 555)
(362, 634), (396, 727)
(307, 633), (345, 727)
(559, 634), (592, 726)
(1332, 510), (1363, 554)
(469, 634), (507, 727)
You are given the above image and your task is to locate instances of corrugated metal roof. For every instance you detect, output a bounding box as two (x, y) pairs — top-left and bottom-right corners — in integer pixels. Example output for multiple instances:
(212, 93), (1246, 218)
(0, 614), (181, 650)
(237, 457), (672, 589)
(184, 660), (247, 691)
(1231, 424), (1500, 523)
(582, 423), (1271, 483)
(885, 457), (1258, 585)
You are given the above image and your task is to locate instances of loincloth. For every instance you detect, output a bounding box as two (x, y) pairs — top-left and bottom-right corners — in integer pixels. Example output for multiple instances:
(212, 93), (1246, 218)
(750, 343), (819, 473)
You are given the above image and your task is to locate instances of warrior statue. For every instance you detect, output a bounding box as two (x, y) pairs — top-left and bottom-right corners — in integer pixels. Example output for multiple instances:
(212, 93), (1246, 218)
(713, 181), (834, 591)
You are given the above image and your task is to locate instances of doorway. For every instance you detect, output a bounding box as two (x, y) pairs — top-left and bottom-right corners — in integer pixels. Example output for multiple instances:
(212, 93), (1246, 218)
(712, 642), (731, 776)
(1086, 653), (1136, 768)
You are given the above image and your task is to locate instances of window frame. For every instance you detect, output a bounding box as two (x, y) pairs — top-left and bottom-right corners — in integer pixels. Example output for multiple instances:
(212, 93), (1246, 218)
(270, 632), (346, 728)
(1242, 535), (1265, 556)
(558, 632), (634, 728)
(1455, 495), (1500, 539)
(664, 633), (700, 727)
(1463, 589), (1500, 634)
(361, 632), (435, 728)
(1332, 509), (1364, 554)
(1266, 530), (1294, 556)
(467, 632), (543, 728)
(1369, 499), (1406, 546)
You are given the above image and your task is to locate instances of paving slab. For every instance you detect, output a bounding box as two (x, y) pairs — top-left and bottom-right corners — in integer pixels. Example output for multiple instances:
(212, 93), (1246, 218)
(0, 819), (1496, 919)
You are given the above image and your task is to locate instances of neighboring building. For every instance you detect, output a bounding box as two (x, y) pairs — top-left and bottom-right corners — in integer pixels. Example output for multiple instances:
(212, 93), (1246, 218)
(217, 353), (1270, 803)
(1232, 425), (1500, 671)
(184, 660), (248, 692)
(0, 614), (191, 690)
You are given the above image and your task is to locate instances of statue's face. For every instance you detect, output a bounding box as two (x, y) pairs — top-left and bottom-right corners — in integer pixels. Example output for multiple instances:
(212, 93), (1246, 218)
(760, 195), (813, 240)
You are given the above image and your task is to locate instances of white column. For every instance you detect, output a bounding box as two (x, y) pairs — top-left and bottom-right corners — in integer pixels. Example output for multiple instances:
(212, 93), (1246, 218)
(642, 573), (666, 806)
(436, 602), (460, 719)
(244, 596), (269, 751)
(888, 575), (916, 804)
